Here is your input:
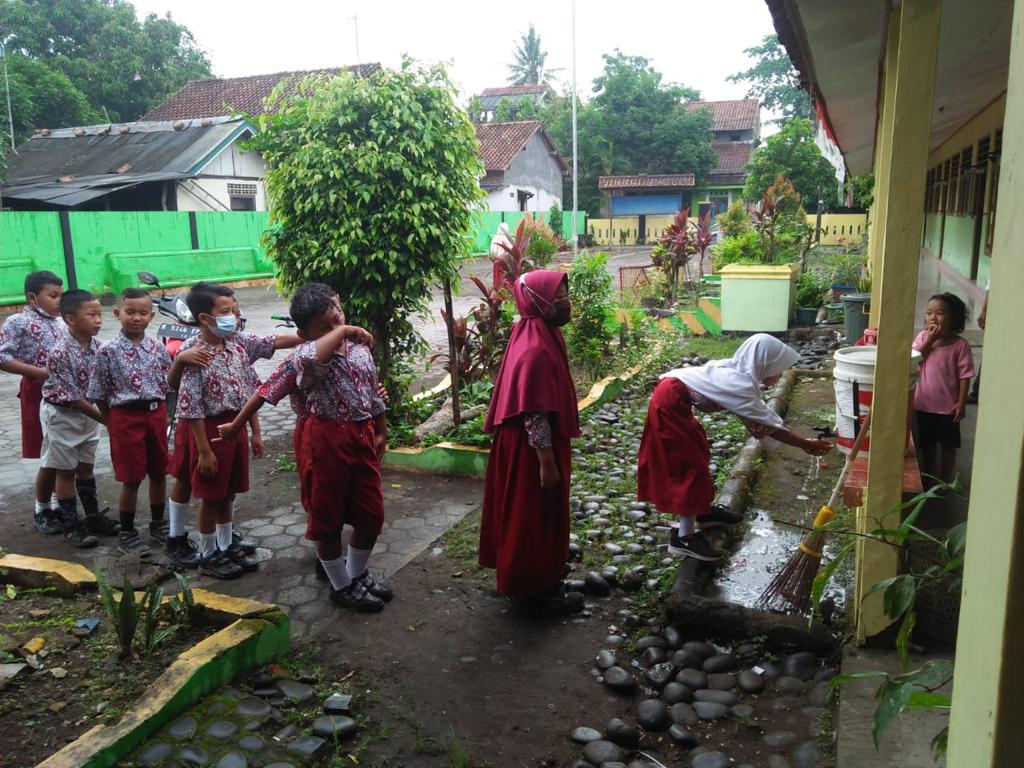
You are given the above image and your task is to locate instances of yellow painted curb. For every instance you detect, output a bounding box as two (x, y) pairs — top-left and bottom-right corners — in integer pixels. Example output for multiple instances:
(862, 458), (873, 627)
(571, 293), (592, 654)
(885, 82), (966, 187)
(698, 297), (722, 324)
(577, 364), (644, 411)
(37, 619), (274, 768)
(189, 588), (282, 619)
(718, 263), (799, 279)
(0, 553), (96, 596)
(677, 311), (707, 335)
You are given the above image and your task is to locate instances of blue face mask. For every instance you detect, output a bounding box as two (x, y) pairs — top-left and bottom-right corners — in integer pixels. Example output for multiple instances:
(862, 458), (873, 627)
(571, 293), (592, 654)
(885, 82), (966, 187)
(206, 314), (237, 338)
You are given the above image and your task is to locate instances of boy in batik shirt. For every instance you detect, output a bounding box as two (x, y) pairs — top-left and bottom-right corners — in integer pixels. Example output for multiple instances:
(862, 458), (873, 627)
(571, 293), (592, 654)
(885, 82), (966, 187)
(86, 288), (172, 556)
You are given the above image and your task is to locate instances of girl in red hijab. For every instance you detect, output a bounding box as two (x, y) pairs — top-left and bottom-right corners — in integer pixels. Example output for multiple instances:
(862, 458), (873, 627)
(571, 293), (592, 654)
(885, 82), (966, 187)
(479, 270), (583, 616)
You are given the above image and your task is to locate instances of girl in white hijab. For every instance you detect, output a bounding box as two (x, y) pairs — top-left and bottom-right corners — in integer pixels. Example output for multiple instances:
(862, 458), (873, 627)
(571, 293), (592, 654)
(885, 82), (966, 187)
(637, 334), (832, 561)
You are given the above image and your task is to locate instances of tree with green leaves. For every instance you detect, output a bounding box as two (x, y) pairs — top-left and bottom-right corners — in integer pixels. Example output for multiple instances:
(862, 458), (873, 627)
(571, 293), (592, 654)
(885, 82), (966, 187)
(744, 118), (839, 208)
(246, 61), (484, 396)
(0, 0), (211, 139)
(728, 35), (813, 124)
(508, 24), (556, 86)
(541, 52), (716, 214)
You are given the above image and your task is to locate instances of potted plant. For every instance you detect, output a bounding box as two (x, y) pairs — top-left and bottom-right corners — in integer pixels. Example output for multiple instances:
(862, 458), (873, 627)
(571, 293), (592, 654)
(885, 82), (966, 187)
(715, 176), (812, 332)
(794, 271), (826, 326)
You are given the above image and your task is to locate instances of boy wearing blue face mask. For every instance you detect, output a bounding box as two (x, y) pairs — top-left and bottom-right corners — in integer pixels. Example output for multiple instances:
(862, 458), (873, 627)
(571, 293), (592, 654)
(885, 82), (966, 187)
(172, 284), (262, 578)
(87, 288), (173, 555)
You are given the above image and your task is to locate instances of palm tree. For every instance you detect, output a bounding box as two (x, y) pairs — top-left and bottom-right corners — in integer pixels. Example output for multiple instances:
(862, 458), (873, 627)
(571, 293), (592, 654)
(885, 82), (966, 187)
(508, 25), (554, 86)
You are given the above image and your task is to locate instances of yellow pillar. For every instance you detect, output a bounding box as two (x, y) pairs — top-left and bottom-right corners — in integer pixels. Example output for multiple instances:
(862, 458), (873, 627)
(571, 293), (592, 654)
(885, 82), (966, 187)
(948, 1), (1024, 762)
(867, 9), (901, 328)
(857, 0), (941, 641)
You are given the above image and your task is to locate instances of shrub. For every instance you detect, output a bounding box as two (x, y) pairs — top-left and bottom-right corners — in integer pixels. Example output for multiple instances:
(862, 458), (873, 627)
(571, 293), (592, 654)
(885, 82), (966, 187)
(717, 201), (751, 238)
(526, 216), (559, 267)
(547, 202), (563, 238)
(567, 251), (615, 379)
(713, 229), (762, 270)
(795, 270), (828, 308)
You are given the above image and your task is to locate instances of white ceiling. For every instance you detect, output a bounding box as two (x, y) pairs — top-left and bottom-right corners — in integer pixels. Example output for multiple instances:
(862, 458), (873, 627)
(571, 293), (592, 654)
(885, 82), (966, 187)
(790, 0), (1012, 174)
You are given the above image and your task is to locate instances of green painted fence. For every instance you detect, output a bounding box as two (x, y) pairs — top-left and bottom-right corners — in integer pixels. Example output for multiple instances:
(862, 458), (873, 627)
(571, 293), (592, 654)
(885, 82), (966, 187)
(1, 209), (586, 305)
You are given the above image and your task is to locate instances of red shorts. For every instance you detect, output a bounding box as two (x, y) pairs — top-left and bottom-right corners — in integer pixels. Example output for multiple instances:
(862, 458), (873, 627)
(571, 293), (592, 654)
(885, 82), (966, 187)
(108, 404), (169, 484)
(637, 378), (716, 517)
(298, 417), (384, 541)
(19, 377), (44, 459)
(188, 412), (249, 500)
(168, 417), (191, 481)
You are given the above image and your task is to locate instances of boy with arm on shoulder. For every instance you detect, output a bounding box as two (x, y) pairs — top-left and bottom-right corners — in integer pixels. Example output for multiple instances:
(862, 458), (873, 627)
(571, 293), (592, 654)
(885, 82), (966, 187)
(0, 271), (66, 533)
(174, 286), (263, 579)
(41, 289), (122, 548)
(86, 288), (172, 556)
(162, 283), (301, 568)
(219, 283), (391, 611)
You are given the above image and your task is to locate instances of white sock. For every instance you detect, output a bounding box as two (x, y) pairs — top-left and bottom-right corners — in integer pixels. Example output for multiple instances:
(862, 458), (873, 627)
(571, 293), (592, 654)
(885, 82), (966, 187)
(345, 546), (373, 579)
(676, 517), (695, 537)
(168, 500), (188, 538)
(199, 532), (217, 558)
(228, 495), (235, 519)
(215, 522), (233, 551)
(50, 494), (59, 509)
(319, 555), (351, 591)
(35, 499), (49, 514)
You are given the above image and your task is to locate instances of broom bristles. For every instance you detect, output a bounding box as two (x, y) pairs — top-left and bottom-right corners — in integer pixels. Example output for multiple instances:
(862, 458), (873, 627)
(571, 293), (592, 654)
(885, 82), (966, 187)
(757, 531), (827, 614)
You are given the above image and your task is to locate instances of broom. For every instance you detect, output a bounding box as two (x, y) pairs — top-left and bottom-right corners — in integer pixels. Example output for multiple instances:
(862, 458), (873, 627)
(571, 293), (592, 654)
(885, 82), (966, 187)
(758, 409), (872, 614)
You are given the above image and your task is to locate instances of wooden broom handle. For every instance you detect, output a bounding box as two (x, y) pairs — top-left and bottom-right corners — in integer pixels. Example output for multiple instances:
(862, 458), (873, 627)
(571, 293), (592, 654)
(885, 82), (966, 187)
(826, 409), (872, 510)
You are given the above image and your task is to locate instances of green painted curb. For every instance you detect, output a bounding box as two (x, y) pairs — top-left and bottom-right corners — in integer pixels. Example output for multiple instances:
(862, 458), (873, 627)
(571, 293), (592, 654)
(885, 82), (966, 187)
(695, 308), (722, 335)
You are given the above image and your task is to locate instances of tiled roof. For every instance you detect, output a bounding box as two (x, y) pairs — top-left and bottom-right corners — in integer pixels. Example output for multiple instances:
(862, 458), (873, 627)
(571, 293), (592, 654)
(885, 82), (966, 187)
(475, 120), (568, 174)
(685, 99), (760, 132)
(142, 64), (381, 121)
(709, 142), (753, 176)
(479, 84), (550, 98)
(598, 174), (696, 190)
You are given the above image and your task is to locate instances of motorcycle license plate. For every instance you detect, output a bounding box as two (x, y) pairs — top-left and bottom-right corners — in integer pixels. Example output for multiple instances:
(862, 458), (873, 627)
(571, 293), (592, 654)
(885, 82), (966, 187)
(158, 323), (200, 340)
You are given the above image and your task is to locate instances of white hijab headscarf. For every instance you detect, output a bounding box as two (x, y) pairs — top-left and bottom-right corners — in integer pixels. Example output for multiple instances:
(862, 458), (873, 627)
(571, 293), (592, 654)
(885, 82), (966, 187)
(664, 334), (800, 429)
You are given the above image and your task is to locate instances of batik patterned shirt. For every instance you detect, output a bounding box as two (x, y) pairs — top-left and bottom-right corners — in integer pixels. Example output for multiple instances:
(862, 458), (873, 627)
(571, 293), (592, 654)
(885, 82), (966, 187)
(0, 306), (66, 368)
(87, 333), (171, 406)
(43, 336), (102, 404)
(294, 342), (385, 423)
(255, 354), (310, 420)
(175, 338), (261, 420)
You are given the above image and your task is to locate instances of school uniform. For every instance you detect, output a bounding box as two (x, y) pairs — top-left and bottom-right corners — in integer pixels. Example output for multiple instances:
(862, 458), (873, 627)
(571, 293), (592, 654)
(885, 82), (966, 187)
(255, 353), (310, 462)
(260, 341), (385, 541)
(0, 306), (66, 458)
(175, 338), (260, 500)
(86, 332), (172, 483)
(40, 336), (102, 470)
(168, 331), (276, 481)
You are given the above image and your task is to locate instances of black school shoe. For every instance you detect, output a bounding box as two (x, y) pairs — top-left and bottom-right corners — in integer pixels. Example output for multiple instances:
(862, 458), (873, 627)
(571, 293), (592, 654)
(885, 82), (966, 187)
(198, 550), (243, 579)
(84, 509), (121, 536)
(148, 520), (170, 544)
(64, 520), (98, 549)
(231, 531), (257, 556)
(667, 529), (723, 562)
(696, 504), (744, 529)
(165, 534), (200, 569)
(225, 543), (259, 573)
(329, 580), (385, 612)
(34, 508), (64, 535)
(354, 570), (394, 602)
(514, 584), (585, 617)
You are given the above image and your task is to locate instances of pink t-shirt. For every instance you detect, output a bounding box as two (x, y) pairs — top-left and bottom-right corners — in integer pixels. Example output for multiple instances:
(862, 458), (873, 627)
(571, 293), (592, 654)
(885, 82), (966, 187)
(912, 331), (975, 414)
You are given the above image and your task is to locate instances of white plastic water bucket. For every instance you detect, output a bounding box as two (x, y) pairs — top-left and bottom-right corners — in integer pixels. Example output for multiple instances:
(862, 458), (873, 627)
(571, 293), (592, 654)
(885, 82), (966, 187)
(833, 346), (922, 455)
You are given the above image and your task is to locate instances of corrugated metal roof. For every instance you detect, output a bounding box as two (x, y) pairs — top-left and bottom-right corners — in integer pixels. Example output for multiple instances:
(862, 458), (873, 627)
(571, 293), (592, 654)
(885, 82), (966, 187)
(0, 117), (250, 206)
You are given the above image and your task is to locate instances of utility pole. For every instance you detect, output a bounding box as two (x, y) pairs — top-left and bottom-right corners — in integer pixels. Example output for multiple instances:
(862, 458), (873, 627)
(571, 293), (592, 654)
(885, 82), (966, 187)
(2, 39), (15, 151)
(350, 15), (361, 69)
(571, 0), (579, 258)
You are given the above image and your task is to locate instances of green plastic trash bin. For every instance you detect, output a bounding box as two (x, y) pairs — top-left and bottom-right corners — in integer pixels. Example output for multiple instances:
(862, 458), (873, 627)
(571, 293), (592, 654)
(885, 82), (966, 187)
(841, 292), (871, 343)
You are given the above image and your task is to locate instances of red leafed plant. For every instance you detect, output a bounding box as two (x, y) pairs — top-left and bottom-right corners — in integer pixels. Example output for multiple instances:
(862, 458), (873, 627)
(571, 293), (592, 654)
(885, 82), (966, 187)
(492, 218), (536, 291)
(656, 208), (696, 294)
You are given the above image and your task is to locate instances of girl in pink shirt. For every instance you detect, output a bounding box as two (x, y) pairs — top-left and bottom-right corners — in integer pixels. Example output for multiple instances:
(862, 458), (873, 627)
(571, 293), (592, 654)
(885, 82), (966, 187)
(912, 292), (975, 482)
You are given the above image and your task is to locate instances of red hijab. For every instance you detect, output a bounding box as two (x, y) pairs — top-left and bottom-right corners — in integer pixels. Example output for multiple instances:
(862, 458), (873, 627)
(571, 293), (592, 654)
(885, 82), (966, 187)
(484, 270), (580, 437)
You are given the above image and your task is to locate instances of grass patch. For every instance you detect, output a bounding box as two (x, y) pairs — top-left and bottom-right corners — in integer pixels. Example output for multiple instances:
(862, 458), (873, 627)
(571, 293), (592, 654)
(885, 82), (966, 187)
(443, 509), (483, 569)
(683, 335), (744, 361)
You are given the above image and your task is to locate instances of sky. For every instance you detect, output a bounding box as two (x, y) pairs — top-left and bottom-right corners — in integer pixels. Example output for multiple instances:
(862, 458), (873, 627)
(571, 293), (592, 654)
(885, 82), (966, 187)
(133, 0), (777, 107)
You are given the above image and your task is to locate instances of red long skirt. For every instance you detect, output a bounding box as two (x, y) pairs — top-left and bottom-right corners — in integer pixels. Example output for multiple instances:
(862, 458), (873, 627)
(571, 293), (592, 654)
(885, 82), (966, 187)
(636, 378), (715, 517)
(479, 417), (571, 597)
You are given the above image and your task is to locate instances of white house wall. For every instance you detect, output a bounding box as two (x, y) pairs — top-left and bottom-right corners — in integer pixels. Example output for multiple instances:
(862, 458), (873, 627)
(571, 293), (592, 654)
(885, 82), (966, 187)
(483, 185), (561, 214)
(176, 177), (268, 212)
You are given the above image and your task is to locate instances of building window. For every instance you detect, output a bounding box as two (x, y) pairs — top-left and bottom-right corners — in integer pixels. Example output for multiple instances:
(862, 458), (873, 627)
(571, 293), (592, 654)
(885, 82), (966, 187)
(708, 190), (730, 215)
(228, 182), (258, 211)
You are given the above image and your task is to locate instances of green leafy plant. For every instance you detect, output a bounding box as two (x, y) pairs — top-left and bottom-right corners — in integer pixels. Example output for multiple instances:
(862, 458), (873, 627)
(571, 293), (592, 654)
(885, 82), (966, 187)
(815, 482), (964, 759)
(716, 200), (752, 238)
(795, 270), (828, 308)
(167, 572), (202, 627)
(567, 251), (615, 380)
(139, 584), (178, 656)
(94, 565), (141, 660)
(246, 60), (484, 399)
(525, 215), (559, 267)
(547, 202), (563, 238)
